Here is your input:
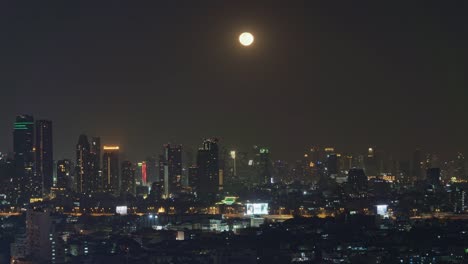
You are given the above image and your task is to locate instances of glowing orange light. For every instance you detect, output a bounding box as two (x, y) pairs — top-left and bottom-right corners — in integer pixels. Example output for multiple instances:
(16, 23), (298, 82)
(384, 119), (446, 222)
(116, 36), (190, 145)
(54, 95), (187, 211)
(103, 146), (120, 150)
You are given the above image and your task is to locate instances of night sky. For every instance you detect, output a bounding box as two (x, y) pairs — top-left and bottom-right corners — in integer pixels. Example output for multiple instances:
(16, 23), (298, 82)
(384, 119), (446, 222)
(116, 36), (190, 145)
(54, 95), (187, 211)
(0, 1), (467, 161)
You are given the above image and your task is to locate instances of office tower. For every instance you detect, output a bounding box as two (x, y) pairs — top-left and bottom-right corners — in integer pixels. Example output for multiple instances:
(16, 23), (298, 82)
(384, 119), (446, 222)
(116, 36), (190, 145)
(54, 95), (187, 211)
(364, 147), (378, 177)
(348, 168), (368, 196)
(188, 166), (199, 192)
(427, 168), (441, 186)
(326, 153), (339, 176)
(135, 161), (147, 186)
(35, 120), (53, 195)
(196, 138), (220, 196)
(76, 135), (91, 194)
(162, 144), (183, 194)
(256, 147), (272, 184)
(146, 156), (158, 183)
(102, 146), (120, 195)
(13, 115), (36, 202)
(89, 137), (101, 192)
(25, 209), (65, 263)
(121, 161), (135, 195)
(158, 154), (165, 183)
(0, 154), (15, 203)
(454, 153), (466, 181)
(141, 161), (147, 185)
(56, 159), (71, 190)
(411, 149), (426, 182)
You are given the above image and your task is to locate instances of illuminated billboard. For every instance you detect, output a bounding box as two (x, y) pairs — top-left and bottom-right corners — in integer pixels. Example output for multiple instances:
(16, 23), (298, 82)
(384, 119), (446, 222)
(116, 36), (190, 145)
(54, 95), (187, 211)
(245, 203), (269, 215)
(116, 206), (128, 215)
(376, 204), (388, 217)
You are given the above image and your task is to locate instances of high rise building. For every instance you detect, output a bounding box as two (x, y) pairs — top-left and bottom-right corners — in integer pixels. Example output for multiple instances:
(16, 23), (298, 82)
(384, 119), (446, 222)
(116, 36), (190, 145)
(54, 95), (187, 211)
(326, 153), (339, 176)
(35, 120), (53, 195)
(102, 146), (120, 195)
(364, 147), (378, 177)
(427, 168), (441, 186)
(162, 144), (182, 194)
(256, 147), (272, 184)
(13, 115), (36, 202)
(56, 159), (71, 191)
(348, 168), (368, 196)
(24, 209), (65, 263)
(411, 149), (426, 182)
(454, 152), (466, 181)
(146, 156), (158, 183)
(121, 161), (135, 195)
(76, 135), (91, 194)
(188, 166), (199, 192)
(89, 137), (101, 192)
(196, 138), (219, 196)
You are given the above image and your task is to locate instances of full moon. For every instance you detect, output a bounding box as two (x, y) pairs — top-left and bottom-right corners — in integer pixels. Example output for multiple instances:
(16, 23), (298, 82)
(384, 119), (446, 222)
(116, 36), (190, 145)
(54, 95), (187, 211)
(239, 32), (254, 46)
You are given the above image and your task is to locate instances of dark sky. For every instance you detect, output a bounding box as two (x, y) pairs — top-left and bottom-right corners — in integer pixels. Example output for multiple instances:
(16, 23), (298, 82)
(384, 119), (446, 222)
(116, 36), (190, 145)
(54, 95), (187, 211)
(0, 1), (467, 162)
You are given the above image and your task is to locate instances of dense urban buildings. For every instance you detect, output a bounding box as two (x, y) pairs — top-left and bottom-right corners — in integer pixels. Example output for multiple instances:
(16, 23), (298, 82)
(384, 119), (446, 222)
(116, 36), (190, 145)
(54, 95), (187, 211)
(1, 2), (468, 263)
(2, 115), (468, 263)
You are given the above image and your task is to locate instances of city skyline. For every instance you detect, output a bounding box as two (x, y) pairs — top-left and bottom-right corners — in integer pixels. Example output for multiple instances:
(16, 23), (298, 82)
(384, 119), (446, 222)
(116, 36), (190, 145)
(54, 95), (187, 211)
(1, 2), (467, 161)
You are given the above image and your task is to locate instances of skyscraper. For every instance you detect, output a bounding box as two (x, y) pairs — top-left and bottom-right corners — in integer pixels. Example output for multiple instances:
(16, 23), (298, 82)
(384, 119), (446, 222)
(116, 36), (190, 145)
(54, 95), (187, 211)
(76, 135), (91, 194)
(412, 149), (426, 182)
(427, 167), (441, 186)
(196, 138), (219, 196)
(56, 159), (71, 191)
(89, 137), (101, 192)
(256, 147), (272, 184)
(348, 168), (368, 196)
(35, 120), (53, 195)
(162, 144), (182, 195)
(102, 146), (120, 195)
(188, 166), (199, 192)
(121, 161), (135, 195)
(13, 115), (36, 202)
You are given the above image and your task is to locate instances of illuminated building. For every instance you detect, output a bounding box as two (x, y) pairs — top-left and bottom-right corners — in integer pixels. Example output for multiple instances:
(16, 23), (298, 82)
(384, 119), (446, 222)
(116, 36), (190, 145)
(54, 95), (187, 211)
(365, 147), (378, 177)
(13, 115), (36, 203)
(256, 147), (272, 184)
(35, 120), (53, 195)
(89, 137), (101, 192)
(76, 135), (91, 194)
(102, 146), (120, 195)
(142, 161), (147, 185)
(121, 161), (135, 195)
(197, 138), (219, 196)
(56, 159), (71, 190)
(25, 209), (65, 263)
(162, 144), (182, 195)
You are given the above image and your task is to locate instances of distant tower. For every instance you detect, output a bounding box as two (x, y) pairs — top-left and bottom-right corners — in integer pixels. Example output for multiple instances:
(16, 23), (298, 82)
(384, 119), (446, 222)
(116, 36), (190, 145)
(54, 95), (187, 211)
(13, 115), (36, 202)
(121, 161), (135, 195)
(326, 153), (339, 176)
(196, 138), (219, 196)
(35, 120), (53, 195)
(348, 168), (368, 196)
(257, 147), (272, 184)
(56, 159), (71, 191)
(426, 168), (441, 186)
(162, 144), (182, 195)
(102, 146), (120, 195)
(76, 135), (91, 194)
(89, 137), (101, 192)
(412, 149), (425, 182)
